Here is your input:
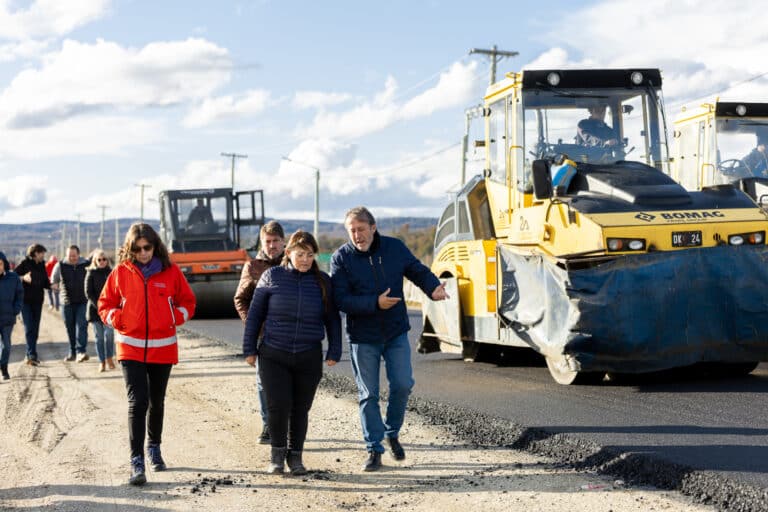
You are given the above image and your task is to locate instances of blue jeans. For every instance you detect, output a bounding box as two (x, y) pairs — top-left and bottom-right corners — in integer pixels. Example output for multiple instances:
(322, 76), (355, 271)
(61, 303), (88, 355)
(256, 361), (268, 425)
(91, 320), (114, 362)
(21, 301), (43, 359)
(0, 324), (13, 366)
(47, 288), (59, 310)
(349, 332), (415, 454)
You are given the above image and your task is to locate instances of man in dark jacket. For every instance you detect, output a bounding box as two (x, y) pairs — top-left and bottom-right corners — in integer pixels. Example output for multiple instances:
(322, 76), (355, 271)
(576, 105), (619, 147)
(743, 133), (768, 177)
(233, 220), (285, 444)
(51, 245), (90, 362)
(331, 206), (448, 471)
(14, 244), (49, 365)
(0, 251), (23, 380)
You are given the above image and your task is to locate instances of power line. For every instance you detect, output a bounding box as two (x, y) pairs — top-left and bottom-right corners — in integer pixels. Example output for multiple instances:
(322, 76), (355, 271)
(350, 141), (462, 178)
(669, 70), (768, 110)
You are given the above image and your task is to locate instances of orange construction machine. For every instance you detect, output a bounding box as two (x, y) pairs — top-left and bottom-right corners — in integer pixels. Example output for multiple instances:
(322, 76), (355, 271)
(159, 188), (264, 316)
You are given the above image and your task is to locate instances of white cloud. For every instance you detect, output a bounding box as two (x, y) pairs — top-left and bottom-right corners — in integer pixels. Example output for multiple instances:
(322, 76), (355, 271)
(401, 62), (480, 119)
(0, 115), (165, 159)
(292, 91), (353, 110)
(0, 38), (231, 129)
(0, 175), (47, 209)
(183, 89), (271, 128)
(297, 61), (480, 139)
(0, 0), (110, 41)
(0, 39), (50, 62)
(544, 0), (768, 105)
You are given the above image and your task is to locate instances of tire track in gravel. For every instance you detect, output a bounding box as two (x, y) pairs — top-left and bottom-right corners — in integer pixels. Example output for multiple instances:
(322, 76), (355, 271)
(2, 317), (98, 454)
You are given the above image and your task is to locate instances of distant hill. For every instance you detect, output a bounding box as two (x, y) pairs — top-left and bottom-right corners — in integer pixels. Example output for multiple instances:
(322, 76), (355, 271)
(0, 217), (438, 263)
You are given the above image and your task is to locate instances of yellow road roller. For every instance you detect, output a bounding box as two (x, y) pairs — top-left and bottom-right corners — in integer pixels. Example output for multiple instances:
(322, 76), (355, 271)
(672, 100), (768, 205)
(420, 69), (768, 384)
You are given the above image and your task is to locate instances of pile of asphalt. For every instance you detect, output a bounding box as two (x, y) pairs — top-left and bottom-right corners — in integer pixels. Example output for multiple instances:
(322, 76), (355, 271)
(320, 372), (768, 512)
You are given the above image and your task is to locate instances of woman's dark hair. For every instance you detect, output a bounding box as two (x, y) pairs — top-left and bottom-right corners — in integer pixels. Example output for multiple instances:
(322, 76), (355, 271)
(282, 230), (328, 310)
(26, 243), (47, 257)
(119, 223), (171, 269)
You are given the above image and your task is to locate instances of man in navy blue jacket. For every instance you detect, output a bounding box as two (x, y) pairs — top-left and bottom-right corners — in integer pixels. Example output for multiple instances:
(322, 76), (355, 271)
(331, 206), (448, 471)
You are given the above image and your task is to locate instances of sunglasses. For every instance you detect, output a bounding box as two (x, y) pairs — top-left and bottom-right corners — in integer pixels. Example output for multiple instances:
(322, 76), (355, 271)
(132, 244), (153, 253)
(97, 258), (107, 262)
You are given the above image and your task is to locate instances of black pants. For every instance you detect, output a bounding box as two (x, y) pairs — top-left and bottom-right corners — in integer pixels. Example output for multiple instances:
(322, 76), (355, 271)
(121, 360), (173, 458)
(258, 344), (322, 451)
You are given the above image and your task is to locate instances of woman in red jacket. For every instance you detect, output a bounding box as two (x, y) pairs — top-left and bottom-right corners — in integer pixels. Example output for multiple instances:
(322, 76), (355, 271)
(98, 223), (195, 486)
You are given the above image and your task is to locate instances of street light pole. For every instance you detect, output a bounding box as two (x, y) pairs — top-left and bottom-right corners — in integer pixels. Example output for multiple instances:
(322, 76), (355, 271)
(221, 152), (248, 190)
(97, 205), (109, 249)
(281, 156), (320, 241)
(135, 183), (152, 222)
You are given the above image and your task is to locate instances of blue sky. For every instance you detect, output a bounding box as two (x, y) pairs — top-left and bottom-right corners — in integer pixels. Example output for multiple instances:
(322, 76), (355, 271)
(1, 0), (767, 224)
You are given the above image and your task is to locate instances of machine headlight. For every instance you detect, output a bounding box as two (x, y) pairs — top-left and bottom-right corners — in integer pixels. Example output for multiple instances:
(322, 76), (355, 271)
(630, 71), (644, 85)
(547, 72), (560, 86)
(729, 231), (765, 245)
(607, 238), (646, 252)
(736, 104), (747, 116)
(231, 264), (244, 272)
(180, 266), (192, 273)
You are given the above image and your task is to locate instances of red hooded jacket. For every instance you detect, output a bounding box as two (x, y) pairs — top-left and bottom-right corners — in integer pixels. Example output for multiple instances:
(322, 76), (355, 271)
(98, 260), (196, 364)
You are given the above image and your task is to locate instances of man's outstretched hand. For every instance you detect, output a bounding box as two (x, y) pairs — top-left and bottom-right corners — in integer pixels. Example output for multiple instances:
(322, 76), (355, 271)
(378, 288), (402, 310)
(431, 283), (449, 301)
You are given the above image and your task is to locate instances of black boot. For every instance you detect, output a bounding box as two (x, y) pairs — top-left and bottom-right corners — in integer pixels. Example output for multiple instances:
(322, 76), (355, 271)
(363, 451), (382, 472)
(1, 365), (9, 380)
(258, 424), (271, 445)
(129, 455), (146, 486)
(147, 443), (167, 471)
(286, 449), (307, 476)
(267, 447), (286, 474)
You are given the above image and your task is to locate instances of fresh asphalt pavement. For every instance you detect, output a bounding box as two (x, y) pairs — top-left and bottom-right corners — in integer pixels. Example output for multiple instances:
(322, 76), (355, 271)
(184, 312), (768, 492)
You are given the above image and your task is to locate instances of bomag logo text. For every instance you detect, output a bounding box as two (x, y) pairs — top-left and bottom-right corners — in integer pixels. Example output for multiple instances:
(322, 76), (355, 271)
(660, 211), (725, 221)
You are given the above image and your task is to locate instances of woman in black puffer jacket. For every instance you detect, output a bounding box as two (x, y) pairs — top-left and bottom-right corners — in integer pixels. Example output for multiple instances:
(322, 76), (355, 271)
(242, 231), (341, 476)
(86, 249), (114, 373)
(0, 251), (23, 380)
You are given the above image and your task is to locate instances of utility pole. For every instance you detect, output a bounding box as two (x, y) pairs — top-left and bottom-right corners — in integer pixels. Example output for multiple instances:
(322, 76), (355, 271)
(281, 157), (320, 241)
(469, 45), (519, 86)
(135, 184), (152, 222)
(115, 218), (120, 259)
(97, 205), (109, 248)
(221, 152), (248, 190)
(86, 230), (91, 255)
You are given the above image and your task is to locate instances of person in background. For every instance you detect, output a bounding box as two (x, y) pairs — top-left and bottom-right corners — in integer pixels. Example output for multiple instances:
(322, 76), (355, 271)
(45, 255), (59, 311)
(15, 244), (49, 366)
(233, 220), (286, 445)
(330, 206), (448, 472)
(51, 245), (90, 362)
(99, 223), (196, 486)
(576, 105), (619, 147)
(243, 230), (341, 476)
(86, 249), (115, 373)
(743, 133), (768, 177)
(0, 251), (23, 380)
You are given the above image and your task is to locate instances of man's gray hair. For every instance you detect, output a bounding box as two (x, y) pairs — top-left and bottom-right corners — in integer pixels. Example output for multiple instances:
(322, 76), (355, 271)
(344, 206), (376, 226)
